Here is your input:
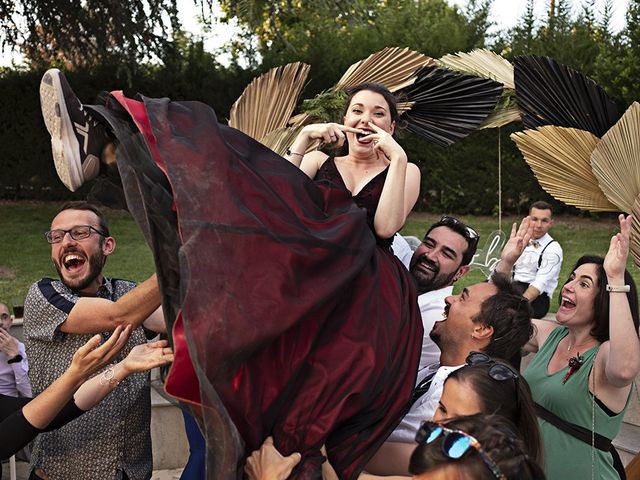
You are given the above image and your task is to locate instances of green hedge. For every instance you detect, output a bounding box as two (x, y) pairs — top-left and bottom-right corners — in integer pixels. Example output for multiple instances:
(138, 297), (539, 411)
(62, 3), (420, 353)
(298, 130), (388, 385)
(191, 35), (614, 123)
(0, 66), (559, 214)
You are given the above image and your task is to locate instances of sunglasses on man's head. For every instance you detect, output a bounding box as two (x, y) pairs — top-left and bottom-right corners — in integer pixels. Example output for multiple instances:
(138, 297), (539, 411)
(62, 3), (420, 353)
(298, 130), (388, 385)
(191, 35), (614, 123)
(437, 215), (480, 247)
(416, 421), (506, 480)
(466, 351), (519, 382)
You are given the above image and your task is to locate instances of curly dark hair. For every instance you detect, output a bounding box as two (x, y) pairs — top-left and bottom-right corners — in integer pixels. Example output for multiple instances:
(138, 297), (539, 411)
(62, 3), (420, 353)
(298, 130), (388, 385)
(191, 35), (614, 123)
(475, 273), (534, 361)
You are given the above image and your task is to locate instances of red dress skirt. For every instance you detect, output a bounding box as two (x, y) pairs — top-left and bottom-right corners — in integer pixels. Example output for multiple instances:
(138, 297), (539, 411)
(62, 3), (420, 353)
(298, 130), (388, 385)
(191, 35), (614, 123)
(92, 93), (422, 479)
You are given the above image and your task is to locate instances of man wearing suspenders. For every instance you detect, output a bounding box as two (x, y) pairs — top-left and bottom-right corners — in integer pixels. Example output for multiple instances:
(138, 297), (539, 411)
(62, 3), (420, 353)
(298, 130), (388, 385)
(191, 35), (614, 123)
(511, 201), (563, 318)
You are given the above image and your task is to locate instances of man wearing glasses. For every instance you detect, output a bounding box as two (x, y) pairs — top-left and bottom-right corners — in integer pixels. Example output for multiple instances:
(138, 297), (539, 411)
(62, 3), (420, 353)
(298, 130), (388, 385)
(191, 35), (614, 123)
(23, 201), (165, 480)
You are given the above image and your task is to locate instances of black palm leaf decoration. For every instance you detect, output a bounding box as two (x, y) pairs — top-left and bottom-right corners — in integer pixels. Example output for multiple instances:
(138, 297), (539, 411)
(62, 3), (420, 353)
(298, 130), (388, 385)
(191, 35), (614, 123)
(514, 55), (620, 137)
(397, 65), (503, 147)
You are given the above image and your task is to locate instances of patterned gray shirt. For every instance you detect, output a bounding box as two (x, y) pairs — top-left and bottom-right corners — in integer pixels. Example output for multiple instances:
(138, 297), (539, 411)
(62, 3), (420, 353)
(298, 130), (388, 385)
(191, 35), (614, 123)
(24, 277), (152, 480)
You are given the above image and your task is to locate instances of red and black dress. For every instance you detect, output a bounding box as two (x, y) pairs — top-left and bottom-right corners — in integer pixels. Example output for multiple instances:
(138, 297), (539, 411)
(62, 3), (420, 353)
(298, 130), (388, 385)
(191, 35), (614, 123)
(89, 94), (422, 479)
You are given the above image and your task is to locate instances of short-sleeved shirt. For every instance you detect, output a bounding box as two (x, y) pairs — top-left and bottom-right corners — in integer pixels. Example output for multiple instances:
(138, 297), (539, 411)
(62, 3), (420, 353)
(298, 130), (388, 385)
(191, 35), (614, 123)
(24, 277), (152, 480)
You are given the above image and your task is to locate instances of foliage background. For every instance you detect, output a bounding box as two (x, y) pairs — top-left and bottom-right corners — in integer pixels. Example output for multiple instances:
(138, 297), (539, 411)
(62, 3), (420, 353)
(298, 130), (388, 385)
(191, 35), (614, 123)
(1, 0), (639, 215)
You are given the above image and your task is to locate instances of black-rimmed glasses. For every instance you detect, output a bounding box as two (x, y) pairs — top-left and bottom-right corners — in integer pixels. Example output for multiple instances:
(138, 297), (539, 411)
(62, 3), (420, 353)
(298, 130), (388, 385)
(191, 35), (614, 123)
(45, 225), (108, 244)
(0, 313), (9, 321)
(416, 421), (506, 480)
(466, 351), (519, 381)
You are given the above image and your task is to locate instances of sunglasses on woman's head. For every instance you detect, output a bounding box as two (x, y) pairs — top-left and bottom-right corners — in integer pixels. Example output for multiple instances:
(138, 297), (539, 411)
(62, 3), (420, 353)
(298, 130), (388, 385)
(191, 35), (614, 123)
(466, 351), (519, 382)
(416, 421), (506, 480)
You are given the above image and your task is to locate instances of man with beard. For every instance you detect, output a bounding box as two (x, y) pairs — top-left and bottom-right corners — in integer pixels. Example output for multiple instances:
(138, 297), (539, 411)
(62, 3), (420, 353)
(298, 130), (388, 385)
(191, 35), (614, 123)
(399, 216), (480, 369)
(23, 201), (165, 480)
(366, 273), (533, 476)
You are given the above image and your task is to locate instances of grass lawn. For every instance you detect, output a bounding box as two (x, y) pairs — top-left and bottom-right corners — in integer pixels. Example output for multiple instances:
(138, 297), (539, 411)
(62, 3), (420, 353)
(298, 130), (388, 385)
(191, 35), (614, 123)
(1, 201), (636, 315)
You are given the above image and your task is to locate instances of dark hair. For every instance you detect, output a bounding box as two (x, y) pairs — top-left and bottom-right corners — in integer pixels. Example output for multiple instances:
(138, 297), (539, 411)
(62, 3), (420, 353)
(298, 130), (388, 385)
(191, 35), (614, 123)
(426, 216), (479, 266)
(409, 414), (546, 480)
(562, 255), (639, 342)
(57, 201), (110, 237)
(530, 201), (553, 214)
(448, 362), (543, 466)
(476, 273), (533, 360)
(342, 82), (400, 123)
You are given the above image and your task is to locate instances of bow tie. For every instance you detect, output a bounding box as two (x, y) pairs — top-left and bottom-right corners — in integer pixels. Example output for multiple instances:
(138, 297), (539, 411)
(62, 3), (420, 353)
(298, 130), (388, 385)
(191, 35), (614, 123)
(530, 240), (541, 248)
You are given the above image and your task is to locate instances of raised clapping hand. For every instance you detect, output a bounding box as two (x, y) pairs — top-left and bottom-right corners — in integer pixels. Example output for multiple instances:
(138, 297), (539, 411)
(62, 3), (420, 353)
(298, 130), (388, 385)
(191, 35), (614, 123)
(245, 436), (301, 480)
(121, 339), (174, 374)
(603, 214), (632, 282)
(497, 216), (534, 273)
(0, 328), (19, 358)
(67, 325), (132, 380)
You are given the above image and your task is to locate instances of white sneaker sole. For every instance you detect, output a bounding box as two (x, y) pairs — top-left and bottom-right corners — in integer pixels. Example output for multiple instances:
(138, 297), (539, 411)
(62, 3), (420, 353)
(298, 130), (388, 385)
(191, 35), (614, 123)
(40, 69), (84, 192)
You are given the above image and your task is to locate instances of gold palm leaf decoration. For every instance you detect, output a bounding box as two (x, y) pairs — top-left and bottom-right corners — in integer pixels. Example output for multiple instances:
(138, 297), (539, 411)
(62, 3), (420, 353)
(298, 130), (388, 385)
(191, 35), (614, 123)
(439, 49), (519, 129)
(480, 105), (521, 129)
(591, 102), (640, 212)
(438, 49), (515, 89)
(632, 195), (640, 267)
(511, 126), (618, 211)
(336, 47), (434, 92)
(228, 62), (310, 143)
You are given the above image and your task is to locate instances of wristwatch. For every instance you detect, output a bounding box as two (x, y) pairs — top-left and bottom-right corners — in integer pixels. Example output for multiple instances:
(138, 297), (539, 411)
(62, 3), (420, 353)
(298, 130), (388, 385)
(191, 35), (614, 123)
(606, 284), (631, 293)
(7, 354), (23, 364)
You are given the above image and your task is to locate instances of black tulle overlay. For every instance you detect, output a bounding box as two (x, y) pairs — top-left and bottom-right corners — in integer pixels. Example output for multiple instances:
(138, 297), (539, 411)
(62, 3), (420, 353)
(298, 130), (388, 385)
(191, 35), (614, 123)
(95, 93), (422, 479)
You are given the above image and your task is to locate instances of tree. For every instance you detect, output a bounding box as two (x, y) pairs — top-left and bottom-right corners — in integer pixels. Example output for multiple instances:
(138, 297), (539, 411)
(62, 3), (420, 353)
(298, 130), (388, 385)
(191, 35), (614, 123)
(0, 0), (181, 68)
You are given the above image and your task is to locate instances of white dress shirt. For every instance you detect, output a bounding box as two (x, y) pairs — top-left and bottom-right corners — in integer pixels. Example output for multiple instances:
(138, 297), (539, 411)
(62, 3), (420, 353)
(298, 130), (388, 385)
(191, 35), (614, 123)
(387, 363), (464, 442)
(392, 234), (414, 269)
(418, 286), (452, 369)
(512, 233), (563, 298)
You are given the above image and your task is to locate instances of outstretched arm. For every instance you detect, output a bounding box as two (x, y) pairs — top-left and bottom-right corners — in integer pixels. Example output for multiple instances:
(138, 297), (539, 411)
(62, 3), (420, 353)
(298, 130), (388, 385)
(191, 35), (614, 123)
(21, 325), (131, 429)
(60, 274), (161, 334)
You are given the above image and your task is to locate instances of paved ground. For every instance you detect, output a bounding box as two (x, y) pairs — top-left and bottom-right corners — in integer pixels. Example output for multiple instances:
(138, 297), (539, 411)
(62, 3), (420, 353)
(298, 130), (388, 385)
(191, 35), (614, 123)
(0, 461), (183, 480)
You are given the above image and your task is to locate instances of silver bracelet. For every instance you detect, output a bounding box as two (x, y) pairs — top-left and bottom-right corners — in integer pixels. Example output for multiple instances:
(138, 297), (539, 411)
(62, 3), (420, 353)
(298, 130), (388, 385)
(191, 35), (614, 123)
(605, 284), (630, 293)
(286, 147), (304, 157)
(99, 365), (120, 388)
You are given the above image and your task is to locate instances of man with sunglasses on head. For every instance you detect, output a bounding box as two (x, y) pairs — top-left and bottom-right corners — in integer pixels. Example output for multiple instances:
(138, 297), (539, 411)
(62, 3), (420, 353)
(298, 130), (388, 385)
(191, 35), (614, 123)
(394, 216), (479, 369)
(23, 201), (166, 480)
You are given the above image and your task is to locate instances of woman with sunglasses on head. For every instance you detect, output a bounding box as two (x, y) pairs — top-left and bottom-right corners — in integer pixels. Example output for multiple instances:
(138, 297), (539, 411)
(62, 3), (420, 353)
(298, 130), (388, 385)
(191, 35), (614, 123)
(39, 70), (424, 478)
(496, 214), (640, 479)
(245, 352), (543, 480)
(409, 414), (545, 480)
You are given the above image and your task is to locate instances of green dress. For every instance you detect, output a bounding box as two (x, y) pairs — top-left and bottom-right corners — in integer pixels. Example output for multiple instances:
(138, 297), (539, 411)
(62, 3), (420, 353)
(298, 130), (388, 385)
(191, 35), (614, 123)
(523, 326), (629, 480)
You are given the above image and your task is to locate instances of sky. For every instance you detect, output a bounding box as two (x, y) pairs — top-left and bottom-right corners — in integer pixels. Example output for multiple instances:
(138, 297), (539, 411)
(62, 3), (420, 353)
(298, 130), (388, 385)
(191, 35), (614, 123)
(1, 0), (631, 67)
(177, 0), (630, 63)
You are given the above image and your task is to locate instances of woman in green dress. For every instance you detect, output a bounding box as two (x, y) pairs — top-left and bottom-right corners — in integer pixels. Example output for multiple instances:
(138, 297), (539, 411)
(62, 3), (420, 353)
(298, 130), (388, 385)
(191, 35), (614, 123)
(496, 214), (640, 479)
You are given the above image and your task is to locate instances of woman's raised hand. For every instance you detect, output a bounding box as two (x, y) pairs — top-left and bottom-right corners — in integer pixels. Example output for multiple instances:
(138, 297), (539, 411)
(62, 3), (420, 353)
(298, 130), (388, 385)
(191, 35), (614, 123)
(68, 325), (132, 380)
(300, 122), (363, 149)
(363, 121), (407, 163)
(121, 339), (174, 375)
(604, 214), (632, 281)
